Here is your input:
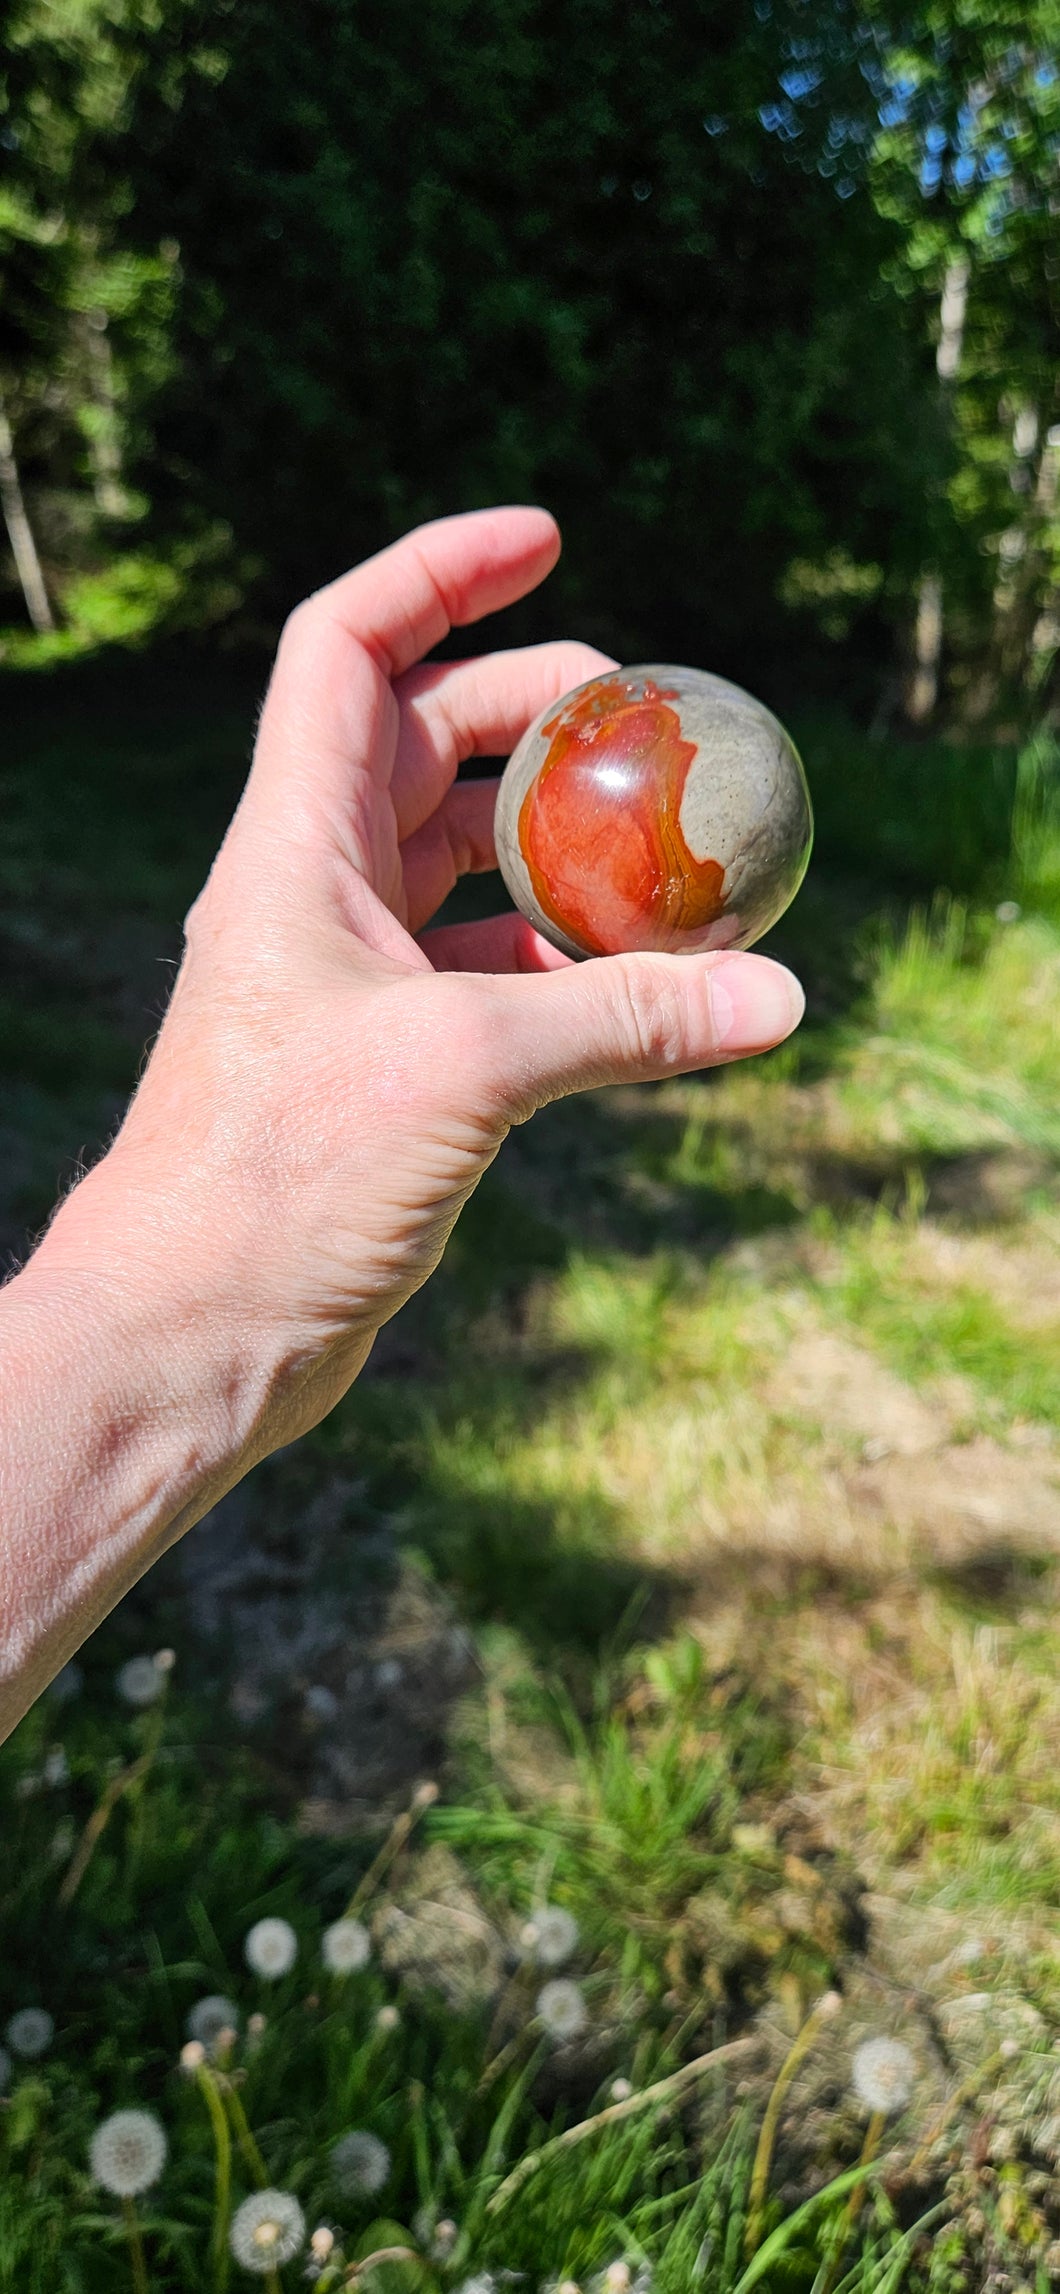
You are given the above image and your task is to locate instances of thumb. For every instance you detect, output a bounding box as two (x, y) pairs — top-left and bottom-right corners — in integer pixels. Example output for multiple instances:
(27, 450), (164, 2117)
(487, 949), (805, 1115)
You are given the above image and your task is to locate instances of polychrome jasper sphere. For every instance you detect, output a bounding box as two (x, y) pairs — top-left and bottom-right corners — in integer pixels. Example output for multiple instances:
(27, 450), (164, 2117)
(495, 665), (812, 959)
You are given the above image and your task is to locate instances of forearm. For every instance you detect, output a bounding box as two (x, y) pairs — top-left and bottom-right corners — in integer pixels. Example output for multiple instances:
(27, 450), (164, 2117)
(0, 1172), (300, 1739)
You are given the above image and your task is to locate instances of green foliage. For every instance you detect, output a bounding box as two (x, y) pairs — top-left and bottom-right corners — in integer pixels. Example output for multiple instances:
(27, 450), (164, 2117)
(1, 643), (1060, 2287)
(3, 0), (1056, 714)
(0, 1658), (977, 2291)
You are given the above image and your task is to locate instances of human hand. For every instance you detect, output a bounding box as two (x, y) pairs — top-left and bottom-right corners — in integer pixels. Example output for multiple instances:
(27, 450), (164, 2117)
(38, 507), (805, 1444)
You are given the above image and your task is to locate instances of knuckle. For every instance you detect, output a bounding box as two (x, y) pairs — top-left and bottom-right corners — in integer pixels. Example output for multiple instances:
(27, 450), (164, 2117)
(438, 981), (517, 1117)
(614, 958), (689, 1070)
(277, 593), (319, 658)
(181, 886), (213, 952)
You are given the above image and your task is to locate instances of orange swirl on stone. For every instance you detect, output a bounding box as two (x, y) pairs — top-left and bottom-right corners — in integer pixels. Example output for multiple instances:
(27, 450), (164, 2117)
(518, 677), (727, 955)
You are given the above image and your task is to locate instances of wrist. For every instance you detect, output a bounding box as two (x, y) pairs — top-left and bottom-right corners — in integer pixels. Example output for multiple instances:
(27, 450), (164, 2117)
(23, 1148), (300, 1466)
(0, 1182), (312, 1733)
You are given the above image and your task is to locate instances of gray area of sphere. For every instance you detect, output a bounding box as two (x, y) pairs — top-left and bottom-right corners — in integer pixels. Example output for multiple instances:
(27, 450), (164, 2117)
(494, 664), (812, 959)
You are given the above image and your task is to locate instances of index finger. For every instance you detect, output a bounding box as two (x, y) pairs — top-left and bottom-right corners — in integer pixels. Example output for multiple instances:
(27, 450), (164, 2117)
(307, 506), (562, 678)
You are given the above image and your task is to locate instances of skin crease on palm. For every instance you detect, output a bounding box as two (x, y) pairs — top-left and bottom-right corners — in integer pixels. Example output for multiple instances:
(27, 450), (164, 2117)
(0, 507), (805, 1735)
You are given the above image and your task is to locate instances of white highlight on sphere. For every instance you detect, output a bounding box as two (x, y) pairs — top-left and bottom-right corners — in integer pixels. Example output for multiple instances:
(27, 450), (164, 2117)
(244, 1917), (298, 1978)
(115, 1654), (167, 1706)
(536, 1978), (588, 2041)
(229, 2189), (306, 2272)
(89, 2109), (167, 2197)
(330, 2129), (391, 2196)
(186, 1995), (241, 2054)
(322, 1917), (371, 1974)
(851, 2036), (917, 2116)
(6, 2008), (54, 2058)
(520, 1905), (579, 1968)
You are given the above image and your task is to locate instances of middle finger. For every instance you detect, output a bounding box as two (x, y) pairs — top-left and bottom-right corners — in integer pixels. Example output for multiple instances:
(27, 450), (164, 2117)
(391, 639), (616, 842)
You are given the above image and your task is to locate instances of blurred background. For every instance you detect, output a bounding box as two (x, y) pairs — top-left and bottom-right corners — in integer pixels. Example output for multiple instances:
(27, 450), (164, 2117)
(0, 3), (1058, 2284)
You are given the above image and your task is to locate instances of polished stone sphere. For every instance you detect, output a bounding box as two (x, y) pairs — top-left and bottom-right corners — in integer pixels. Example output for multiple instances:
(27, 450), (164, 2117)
(495, 665), (812, 959)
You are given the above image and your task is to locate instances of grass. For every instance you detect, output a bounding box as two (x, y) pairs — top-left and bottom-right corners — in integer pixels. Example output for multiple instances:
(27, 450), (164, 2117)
(0, 652), (1058, 2287)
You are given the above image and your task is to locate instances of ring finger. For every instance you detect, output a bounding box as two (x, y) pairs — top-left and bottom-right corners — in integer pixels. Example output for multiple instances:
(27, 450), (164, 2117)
(400, 778), (503, 933)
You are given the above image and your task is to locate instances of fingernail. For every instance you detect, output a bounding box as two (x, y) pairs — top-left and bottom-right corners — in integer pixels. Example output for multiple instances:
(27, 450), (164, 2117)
(707, 954), (805, 1051)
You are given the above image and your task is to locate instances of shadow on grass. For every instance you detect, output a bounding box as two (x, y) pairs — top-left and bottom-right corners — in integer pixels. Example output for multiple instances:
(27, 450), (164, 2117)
(3, 644), (1048, 1708)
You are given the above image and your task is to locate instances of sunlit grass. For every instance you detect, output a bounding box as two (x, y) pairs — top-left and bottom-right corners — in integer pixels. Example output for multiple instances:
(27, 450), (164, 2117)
(2, 669), (1059, 2278)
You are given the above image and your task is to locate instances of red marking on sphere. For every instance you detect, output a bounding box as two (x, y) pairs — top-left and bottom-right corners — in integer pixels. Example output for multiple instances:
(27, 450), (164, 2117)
(518, 678), (726, 954)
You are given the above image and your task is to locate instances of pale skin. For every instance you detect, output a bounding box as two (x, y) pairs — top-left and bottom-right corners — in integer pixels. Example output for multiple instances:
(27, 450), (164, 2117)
(0, 508), (804, 1739)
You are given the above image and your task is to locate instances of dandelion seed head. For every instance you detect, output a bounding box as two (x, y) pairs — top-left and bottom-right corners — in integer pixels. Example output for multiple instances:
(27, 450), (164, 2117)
(180, 2040), (206, 2072)
(374, 2003), (400, 2034)
(610, 2077), (633, 2103)
(455, 2278), (496, 2294)
(412, 1779), (439, 1809)
(89, 2109), (167, 2197)
(851, 2036), (917, 2116)
(322, 1917), (371, 1974)
(154, 1647), (176, 1674)
(229, 2190), (305, 2272)
(6, 2008), (53, 2058)
(588, 2267), (650, 2294)
(520, 1905), (579, 1968)
(50, 1660), (84, 1704)
(413, 2208), (458, 2260)
(536, 1978), (588, 2041)
(116, 1653), (166, 1706)
(245, 1917), (298, 1978)
(186, 1995), (241, 2055)
(330, 2129), (390, 2196)
(310, 2226), (335, 2259)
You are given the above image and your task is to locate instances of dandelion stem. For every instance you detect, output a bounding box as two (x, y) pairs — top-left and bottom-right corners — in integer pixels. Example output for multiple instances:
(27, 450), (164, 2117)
(813, 2108), (887, 2294)
(59, 1752), (152, 1906)
(122, 2196), (149, 2294)
(486, 2034), (759, 2214)
(477, 2020), (533, 2096)
(346, 2248), (418, 2280)
(905, 2046), (1004, 2180)
(220, 2077), (269, 2189)
(196, 2064), (233, 2291)
(342, 1782), (437, 1920)
(745, 1992), (842, 2256)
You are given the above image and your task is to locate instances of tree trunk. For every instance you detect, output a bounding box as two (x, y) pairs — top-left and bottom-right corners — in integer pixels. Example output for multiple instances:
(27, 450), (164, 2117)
(82, 310), (130, 520)
(903, 255), (969, 726)
(0, 392), (56, 634)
